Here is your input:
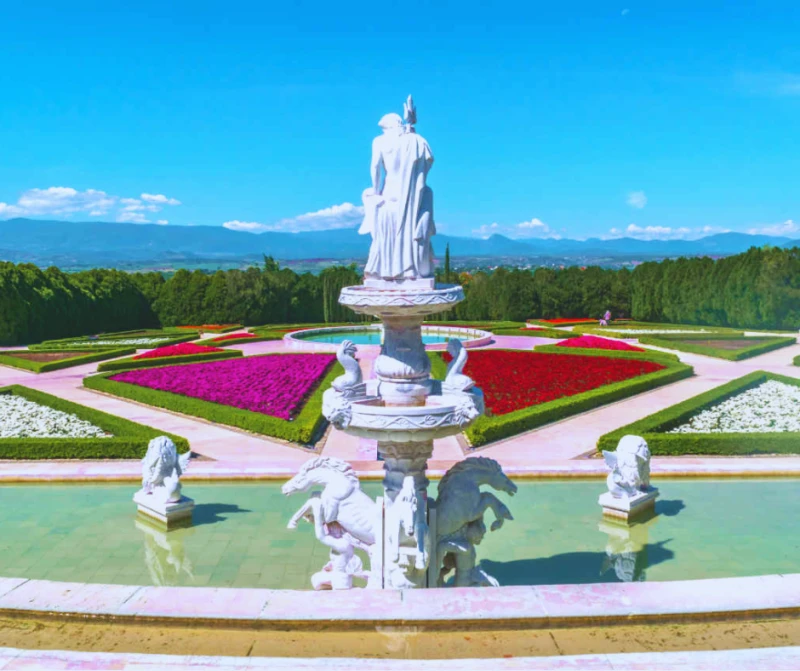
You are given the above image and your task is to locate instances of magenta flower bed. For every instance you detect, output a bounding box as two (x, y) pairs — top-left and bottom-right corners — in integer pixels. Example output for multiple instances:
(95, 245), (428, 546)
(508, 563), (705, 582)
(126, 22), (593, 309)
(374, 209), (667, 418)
(555, 334), (644, 352)
(109, 354), (335, 420)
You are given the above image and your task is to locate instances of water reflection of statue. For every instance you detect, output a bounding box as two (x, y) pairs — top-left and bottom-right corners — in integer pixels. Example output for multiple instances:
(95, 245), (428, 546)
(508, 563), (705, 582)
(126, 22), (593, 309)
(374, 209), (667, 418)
(360, 95), (435, 282)
(136, 519), (194, 586)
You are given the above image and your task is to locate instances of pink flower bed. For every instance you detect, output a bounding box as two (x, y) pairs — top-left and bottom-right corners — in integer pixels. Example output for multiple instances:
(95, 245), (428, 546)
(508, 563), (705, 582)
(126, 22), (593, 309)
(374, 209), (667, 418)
(110, 354), (335, 420)
(555, 335), (644, 352)
(212, 332), (258, 342)
(133, 342), (224, 360)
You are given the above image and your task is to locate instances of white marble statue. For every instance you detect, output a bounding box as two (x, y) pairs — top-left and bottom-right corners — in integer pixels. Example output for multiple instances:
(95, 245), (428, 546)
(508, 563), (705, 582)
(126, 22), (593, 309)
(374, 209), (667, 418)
(360, 95), (435, 281)
(603, 435), (652, 498)
(443, 339), (474, 393)
(332, 339), (363, 394)
(385, 475), (430, 588)
(140, 436), (191, 503)
(435, 457), (517, 587)
(283, 457), (380, 589)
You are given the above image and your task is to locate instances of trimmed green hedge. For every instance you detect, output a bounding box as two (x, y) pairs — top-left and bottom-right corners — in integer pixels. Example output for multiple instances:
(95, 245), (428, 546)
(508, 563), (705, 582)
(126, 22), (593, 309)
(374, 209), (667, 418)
(0, 347), (135, 373)
(636, 334), (795, 361)
(0, 385), (188, 459)
(533, 343), (680, 363)
(84, 353), (341, 445)
(97, 348), (242, 372)
(528, 319), (599, 328)
(457, 349), (693, 448)
(204, 335), (279, 347)
(31, 333), (198, 350)
(572, 324), (741, 339)
(176, 324), (242, 334)
(597, 371), (800, 455)
(795, 354), (800, 366)
(493, 327), (579, 340)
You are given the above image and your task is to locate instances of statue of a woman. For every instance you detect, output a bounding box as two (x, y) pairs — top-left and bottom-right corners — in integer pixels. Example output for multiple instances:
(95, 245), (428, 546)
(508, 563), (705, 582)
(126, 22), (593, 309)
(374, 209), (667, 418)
(359, 96), (435, 281)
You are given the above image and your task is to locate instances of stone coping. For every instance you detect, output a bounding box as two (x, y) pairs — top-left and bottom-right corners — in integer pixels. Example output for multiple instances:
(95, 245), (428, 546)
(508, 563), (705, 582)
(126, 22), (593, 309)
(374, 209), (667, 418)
(0, 573), (799, 629)
(3, 456), (800, 483)
(283, 324), (492, 352)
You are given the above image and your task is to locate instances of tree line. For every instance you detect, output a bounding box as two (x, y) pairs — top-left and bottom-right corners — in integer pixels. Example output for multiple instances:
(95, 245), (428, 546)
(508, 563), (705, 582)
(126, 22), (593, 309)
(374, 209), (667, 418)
(0, 246), (797, 345)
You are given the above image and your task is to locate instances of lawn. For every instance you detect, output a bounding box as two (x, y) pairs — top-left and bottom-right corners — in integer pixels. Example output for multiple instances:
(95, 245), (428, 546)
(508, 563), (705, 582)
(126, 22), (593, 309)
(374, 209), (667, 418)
(636, 334), (796, 361)
(598, 371), (800, 455)
(0, 347), (135, 373)
(440, 348), (693, 447)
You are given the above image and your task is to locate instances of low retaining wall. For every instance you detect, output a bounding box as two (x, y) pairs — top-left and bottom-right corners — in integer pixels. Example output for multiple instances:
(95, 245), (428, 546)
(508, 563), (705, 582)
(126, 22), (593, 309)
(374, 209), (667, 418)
(284, 326), (492, 352)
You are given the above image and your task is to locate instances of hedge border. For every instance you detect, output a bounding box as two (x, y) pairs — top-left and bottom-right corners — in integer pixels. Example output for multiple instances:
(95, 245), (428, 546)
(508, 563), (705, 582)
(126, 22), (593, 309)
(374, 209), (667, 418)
(176, 324), (242, 334)
(0, 384), (188, 459)
(493, 327), (579, 340)
(528, 319), (599, 328)
(454, 349), (693, 448)
(0, 347), (135, 373)
(204, 335), (279, 347)
(534, 343), (680, 363)
(83, 353), (341, 445)
(795, 354), (800, 367)
(96, 348), (242, 372)
(572, 324), (741, 339)
(636, 334), (795, 361)
(596, 371), (800, 455)
(31, 333), (198, 351)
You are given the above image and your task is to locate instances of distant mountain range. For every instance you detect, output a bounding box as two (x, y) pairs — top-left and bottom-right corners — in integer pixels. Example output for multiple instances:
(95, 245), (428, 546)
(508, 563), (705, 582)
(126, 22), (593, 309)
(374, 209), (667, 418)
(0, 218), (796, 268)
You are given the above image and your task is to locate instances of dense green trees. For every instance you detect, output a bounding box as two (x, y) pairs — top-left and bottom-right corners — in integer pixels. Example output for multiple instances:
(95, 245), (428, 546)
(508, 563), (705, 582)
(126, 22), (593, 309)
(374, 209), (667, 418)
(1, 246), (797, 345)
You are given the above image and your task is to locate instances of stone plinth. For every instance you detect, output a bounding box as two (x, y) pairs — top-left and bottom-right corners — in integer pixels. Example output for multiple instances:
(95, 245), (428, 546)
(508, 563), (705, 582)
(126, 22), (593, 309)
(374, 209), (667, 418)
(134, 490), (195, 529)
(599, 488), (658, 522)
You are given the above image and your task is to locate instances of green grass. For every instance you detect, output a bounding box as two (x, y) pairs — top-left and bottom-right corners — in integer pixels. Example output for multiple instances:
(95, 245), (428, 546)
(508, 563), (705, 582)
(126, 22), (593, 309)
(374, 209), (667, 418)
(0, 385), (188, 459)
(452, 348), (693, 448)
(636, 334), (795, 361)
(83, 353), (341, 445)
(493, 327), (579, 339)
(97, 348), (242, 372)
(0, 347), (135, 373)
(597, 371), (800, 455)
(533, 343), (680, 363)
(572, 322), (741, 338)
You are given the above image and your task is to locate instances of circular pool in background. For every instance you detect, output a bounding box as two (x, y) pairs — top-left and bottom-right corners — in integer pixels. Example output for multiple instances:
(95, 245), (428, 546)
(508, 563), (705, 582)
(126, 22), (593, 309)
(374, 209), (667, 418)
(284, 325), (492, 351)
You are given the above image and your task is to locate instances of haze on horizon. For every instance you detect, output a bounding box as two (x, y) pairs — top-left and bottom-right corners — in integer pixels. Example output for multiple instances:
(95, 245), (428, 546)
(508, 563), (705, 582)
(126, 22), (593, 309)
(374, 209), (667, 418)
(1, 0), (798, 243)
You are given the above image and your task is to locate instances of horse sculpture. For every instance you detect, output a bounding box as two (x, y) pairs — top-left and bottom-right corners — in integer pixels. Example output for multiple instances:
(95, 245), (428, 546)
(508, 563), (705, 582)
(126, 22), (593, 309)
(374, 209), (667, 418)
(283, 456), (379, 589)
(435, 457), (517, 587)
(141, 436), (191, 503)
(384, 476), (430, 588)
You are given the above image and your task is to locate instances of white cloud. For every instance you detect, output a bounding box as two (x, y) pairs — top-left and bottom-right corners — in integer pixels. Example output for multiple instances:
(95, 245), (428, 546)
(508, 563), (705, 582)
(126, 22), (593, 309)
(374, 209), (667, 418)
(156, 219), (169, 225)
(626, 191), (648, 209)
(141, 193), (181, 206)
(223, 202), (366, 234)
(747, 219), (799, 237)
(0, 186), (181, 224)
(473, 217), (560, 240)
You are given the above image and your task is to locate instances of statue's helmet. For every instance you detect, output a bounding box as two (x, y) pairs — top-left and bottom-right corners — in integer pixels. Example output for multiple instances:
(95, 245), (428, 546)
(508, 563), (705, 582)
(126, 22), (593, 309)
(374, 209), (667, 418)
(378, 112), (403, 130)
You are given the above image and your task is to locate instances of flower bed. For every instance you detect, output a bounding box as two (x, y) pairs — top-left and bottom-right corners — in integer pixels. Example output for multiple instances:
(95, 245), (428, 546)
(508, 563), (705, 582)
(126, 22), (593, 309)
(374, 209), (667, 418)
(0, 385), (188, 459)
(0, 394), (111, 439)
(31, 333), (198, 351)
(636, 335), (796, 361)
(133, 342), (224, 360)
(85, 354), (340, 444)
(598, 371), (800, 455)
(440, 349), (692, 447)
(211, 332), (258, 342)
(668, 380), (800, 434)
(0, 347), (135, 374)
(556, 335), (644, 352)
(532, 318), (597, 327)
(177, 324), (242, 333)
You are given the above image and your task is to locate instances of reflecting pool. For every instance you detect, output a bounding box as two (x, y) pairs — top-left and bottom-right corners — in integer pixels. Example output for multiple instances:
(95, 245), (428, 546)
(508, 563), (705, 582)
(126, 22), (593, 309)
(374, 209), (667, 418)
(0, 479), (796, 589)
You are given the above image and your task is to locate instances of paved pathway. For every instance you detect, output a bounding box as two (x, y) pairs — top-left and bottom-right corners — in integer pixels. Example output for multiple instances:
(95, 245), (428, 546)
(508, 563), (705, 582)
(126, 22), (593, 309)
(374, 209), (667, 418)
(1, 333), (798, 480)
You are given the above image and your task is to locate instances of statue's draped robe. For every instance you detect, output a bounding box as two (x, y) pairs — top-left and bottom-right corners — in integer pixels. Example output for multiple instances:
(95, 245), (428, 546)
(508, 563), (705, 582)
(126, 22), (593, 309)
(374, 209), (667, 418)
(360, 131), (435, 280)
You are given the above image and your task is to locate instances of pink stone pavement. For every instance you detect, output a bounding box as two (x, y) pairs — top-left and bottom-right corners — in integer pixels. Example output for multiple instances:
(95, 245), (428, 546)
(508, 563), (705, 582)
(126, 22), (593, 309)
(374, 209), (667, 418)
(1, 333), (799, 481)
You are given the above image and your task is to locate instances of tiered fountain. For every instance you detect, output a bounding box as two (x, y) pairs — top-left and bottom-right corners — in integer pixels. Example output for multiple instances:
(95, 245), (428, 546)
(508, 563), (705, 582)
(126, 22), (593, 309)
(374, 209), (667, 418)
(282, 96), (517, 590)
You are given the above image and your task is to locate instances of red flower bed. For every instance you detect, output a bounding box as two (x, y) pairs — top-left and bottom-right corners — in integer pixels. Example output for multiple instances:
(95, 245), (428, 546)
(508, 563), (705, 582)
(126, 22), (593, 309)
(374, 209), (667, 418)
(133, 342), (225, 360)
(211, 332), (258, 342)
(443, 350), (664, 416)
(555, 335), (644, 352)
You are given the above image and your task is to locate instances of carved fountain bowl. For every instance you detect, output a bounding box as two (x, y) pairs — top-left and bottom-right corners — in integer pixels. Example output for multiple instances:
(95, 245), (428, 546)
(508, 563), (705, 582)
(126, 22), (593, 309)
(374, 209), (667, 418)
(338, 283), (465, 319)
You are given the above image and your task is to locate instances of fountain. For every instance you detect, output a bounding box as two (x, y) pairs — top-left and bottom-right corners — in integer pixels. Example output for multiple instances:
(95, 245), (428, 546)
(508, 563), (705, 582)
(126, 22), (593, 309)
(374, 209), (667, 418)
(599, 435), (659, 522)
(133, 436), (194, 529)
(283, 96), (516, 589)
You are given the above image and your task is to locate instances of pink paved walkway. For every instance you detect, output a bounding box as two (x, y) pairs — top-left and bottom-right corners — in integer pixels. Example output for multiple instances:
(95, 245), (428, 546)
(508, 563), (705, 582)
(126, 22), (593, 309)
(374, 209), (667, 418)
(1, 334), (799, 480)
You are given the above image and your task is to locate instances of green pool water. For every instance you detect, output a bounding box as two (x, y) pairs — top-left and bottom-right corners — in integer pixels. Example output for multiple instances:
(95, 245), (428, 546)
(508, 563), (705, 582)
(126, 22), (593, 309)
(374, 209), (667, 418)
(0, 480), (797, 589)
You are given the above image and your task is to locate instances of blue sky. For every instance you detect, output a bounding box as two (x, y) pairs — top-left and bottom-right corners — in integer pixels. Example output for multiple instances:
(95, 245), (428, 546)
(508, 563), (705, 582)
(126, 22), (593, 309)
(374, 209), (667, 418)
(1, 0), (799, 241)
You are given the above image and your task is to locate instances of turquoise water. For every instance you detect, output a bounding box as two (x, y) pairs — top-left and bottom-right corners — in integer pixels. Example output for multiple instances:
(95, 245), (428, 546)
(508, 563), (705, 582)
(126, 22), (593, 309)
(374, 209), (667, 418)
(294, 328), (462, 346)
(0, 480), (797, 589)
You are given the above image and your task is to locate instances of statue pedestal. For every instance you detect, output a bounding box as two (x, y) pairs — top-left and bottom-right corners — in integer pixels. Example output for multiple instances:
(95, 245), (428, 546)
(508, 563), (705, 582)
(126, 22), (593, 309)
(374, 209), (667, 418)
(598, 488), (658, 523)
(134, 490), (195, 529)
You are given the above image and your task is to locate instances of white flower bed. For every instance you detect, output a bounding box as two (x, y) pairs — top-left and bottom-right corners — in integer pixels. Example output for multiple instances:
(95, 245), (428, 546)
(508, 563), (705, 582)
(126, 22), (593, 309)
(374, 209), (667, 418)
(64, 338), (171, 347)
(668, 380), (800, 434)
(0, 395), (112, 438)
(609, 329), (712, 335)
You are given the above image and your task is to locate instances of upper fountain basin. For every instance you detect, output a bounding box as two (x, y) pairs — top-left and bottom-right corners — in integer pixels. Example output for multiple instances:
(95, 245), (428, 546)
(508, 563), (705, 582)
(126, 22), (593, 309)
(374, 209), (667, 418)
(338, 283), (465, 319)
